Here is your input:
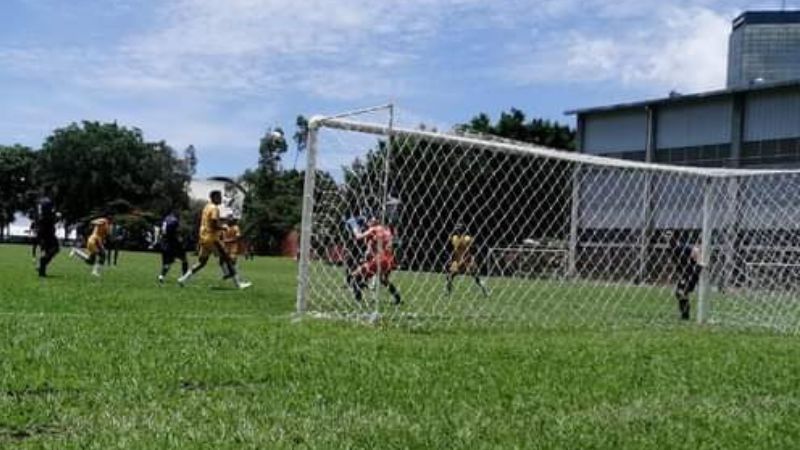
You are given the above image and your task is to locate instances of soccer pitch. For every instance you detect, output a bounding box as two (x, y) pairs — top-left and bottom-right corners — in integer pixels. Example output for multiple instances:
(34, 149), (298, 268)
(3, 245), (800, 448)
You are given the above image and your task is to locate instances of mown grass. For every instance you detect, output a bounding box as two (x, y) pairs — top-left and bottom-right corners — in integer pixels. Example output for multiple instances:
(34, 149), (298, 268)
(2, 243), (800, 449)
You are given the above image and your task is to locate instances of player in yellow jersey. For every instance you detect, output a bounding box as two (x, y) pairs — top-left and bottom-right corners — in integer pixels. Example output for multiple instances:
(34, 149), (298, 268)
(219, 215), (244, 278)
(69, 214), (112, 277)
(178, 191), (251, 289)
(446, 223), (488, 296)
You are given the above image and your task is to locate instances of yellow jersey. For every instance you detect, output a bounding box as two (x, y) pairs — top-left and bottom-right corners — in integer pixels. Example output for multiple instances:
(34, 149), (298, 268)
(223, 224), (241, 255)
(90, 218), (111, 242)
(199, 203), (221, 242)
(451, 234), (473, 261)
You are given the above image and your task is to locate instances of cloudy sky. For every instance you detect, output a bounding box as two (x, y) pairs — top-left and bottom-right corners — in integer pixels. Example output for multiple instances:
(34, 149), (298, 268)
(0, 0), (795, 176)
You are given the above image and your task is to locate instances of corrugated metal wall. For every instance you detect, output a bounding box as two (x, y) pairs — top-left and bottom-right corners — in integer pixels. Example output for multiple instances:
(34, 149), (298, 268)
(583, 110), (647, 154)
(744, 89), (800, 141)
(657, 99), (732, 149)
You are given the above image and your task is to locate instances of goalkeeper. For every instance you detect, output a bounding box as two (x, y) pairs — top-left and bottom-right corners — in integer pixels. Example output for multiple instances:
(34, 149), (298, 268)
(446, 223), (488, 296)
(342, 215), (367, 285)
(349, 216), (401, 305)
(669, 231), (703, 321)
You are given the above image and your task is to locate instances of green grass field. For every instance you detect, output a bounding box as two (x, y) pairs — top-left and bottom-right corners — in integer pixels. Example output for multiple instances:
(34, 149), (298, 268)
(3, 244), (800, 448)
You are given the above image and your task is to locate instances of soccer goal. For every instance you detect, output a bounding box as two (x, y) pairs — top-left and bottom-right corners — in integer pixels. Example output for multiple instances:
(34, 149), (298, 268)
(297, 109), (800, 332)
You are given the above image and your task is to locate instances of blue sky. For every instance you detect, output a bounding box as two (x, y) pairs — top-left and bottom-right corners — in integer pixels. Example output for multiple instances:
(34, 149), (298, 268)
(0, 0), (795, 177)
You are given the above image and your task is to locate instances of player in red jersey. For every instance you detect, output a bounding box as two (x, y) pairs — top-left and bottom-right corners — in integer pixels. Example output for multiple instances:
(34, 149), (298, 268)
(349, 217), (401, 305)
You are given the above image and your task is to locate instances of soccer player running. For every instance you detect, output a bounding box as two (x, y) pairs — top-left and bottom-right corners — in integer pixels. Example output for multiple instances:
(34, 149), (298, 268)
(219, 215), (246, 280)
(178, 191), (251, 289)
(69, 214), (112, 277)
(35, 197), (60, 277)
(349, 216), (401, 305)
(158, 211), (189, 284)
(669, 230), (704, 321)
(446, 223), (489, 296)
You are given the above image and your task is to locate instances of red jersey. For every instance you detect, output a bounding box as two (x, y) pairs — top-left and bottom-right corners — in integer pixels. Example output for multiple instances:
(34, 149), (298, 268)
(362, 225), (394, 256)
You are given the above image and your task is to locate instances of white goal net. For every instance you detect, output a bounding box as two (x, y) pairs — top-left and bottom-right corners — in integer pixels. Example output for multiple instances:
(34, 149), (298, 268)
(297, 111), (800, 332)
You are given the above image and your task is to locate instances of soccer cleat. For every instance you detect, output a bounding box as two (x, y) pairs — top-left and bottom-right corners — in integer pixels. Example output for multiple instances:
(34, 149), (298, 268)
(158, 275), (165, 285)
(68, 248), (76, 259)
(91, 270), (100, 277)
(238, 281), (252, 290)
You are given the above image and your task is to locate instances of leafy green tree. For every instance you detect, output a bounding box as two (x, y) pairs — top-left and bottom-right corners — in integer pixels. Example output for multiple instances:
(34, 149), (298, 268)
(0, 145), (36, 238)
(37, 121), (190, 230)
(460, 108), (576, 150)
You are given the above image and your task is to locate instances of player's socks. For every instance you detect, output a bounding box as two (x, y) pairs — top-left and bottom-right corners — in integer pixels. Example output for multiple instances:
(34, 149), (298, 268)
(678, 298), (690, 320)
(72, 248), (90, 262)
(177, 270), (193, 286)
(351, 280), (363, 303)
(474, 276), (489, 297)
(388, 283), (401, 305)
(221, 261), (235, 280)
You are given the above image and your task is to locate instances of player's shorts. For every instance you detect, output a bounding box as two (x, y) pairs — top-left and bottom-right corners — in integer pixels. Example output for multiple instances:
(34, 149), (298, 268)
(676, 263), (701, 297)
(361, 252), (397, 278)
(161, 241), (186, 265)
(198, 236), (225, 259)
(38, 234), (59, 255)
(449, 256), (475, 274)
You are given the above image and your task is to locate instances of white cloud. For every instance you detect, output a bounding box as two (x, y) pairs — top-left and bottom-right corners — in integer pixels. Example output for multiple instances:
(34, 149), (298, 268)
(503, 3), (734, 93)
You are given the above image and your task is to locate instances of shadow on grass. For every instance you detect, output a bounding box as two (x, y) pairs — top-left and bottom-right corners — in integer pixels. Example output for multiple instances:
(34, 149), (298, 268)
(0, 424), (68, 442)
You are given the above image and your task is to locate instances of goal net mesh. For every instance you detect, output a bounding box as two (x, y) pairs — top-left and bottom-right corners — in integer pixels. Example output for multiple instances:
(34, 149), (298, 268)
(298, 115), (800, 332)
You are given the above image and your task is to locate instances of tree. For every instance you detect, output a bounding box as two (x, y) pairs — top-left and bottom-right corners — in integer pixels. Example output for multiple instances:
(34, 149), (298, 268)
(0, 145), (36, 239)
(37, 121), (191, 229)
(240, 123), (337, 255)
(459, 108), (576, 150)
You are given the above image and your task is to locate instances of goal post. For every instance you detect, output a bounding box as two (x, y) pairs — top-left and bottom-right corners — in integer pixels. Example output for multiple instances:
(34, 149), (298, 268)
(298, 113), (800, 332)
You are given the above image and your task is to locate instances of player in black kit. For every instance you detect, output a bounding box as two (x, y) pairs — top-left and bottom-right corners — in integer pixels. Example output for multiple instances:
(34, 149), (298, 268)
(36, 197), (60, 278)
(157, 211), (189, 284)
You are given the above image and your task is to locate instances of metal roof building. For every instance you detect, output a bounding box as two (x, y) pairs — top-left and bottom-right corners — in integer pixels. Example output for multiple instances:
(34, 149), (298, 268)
(566, 11), (800, 169)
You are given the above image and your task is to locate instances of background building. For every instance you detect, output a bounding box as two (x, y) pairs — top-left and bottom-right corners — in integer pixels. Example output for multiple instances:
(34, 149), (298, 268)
(727, 11), (800, 88)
